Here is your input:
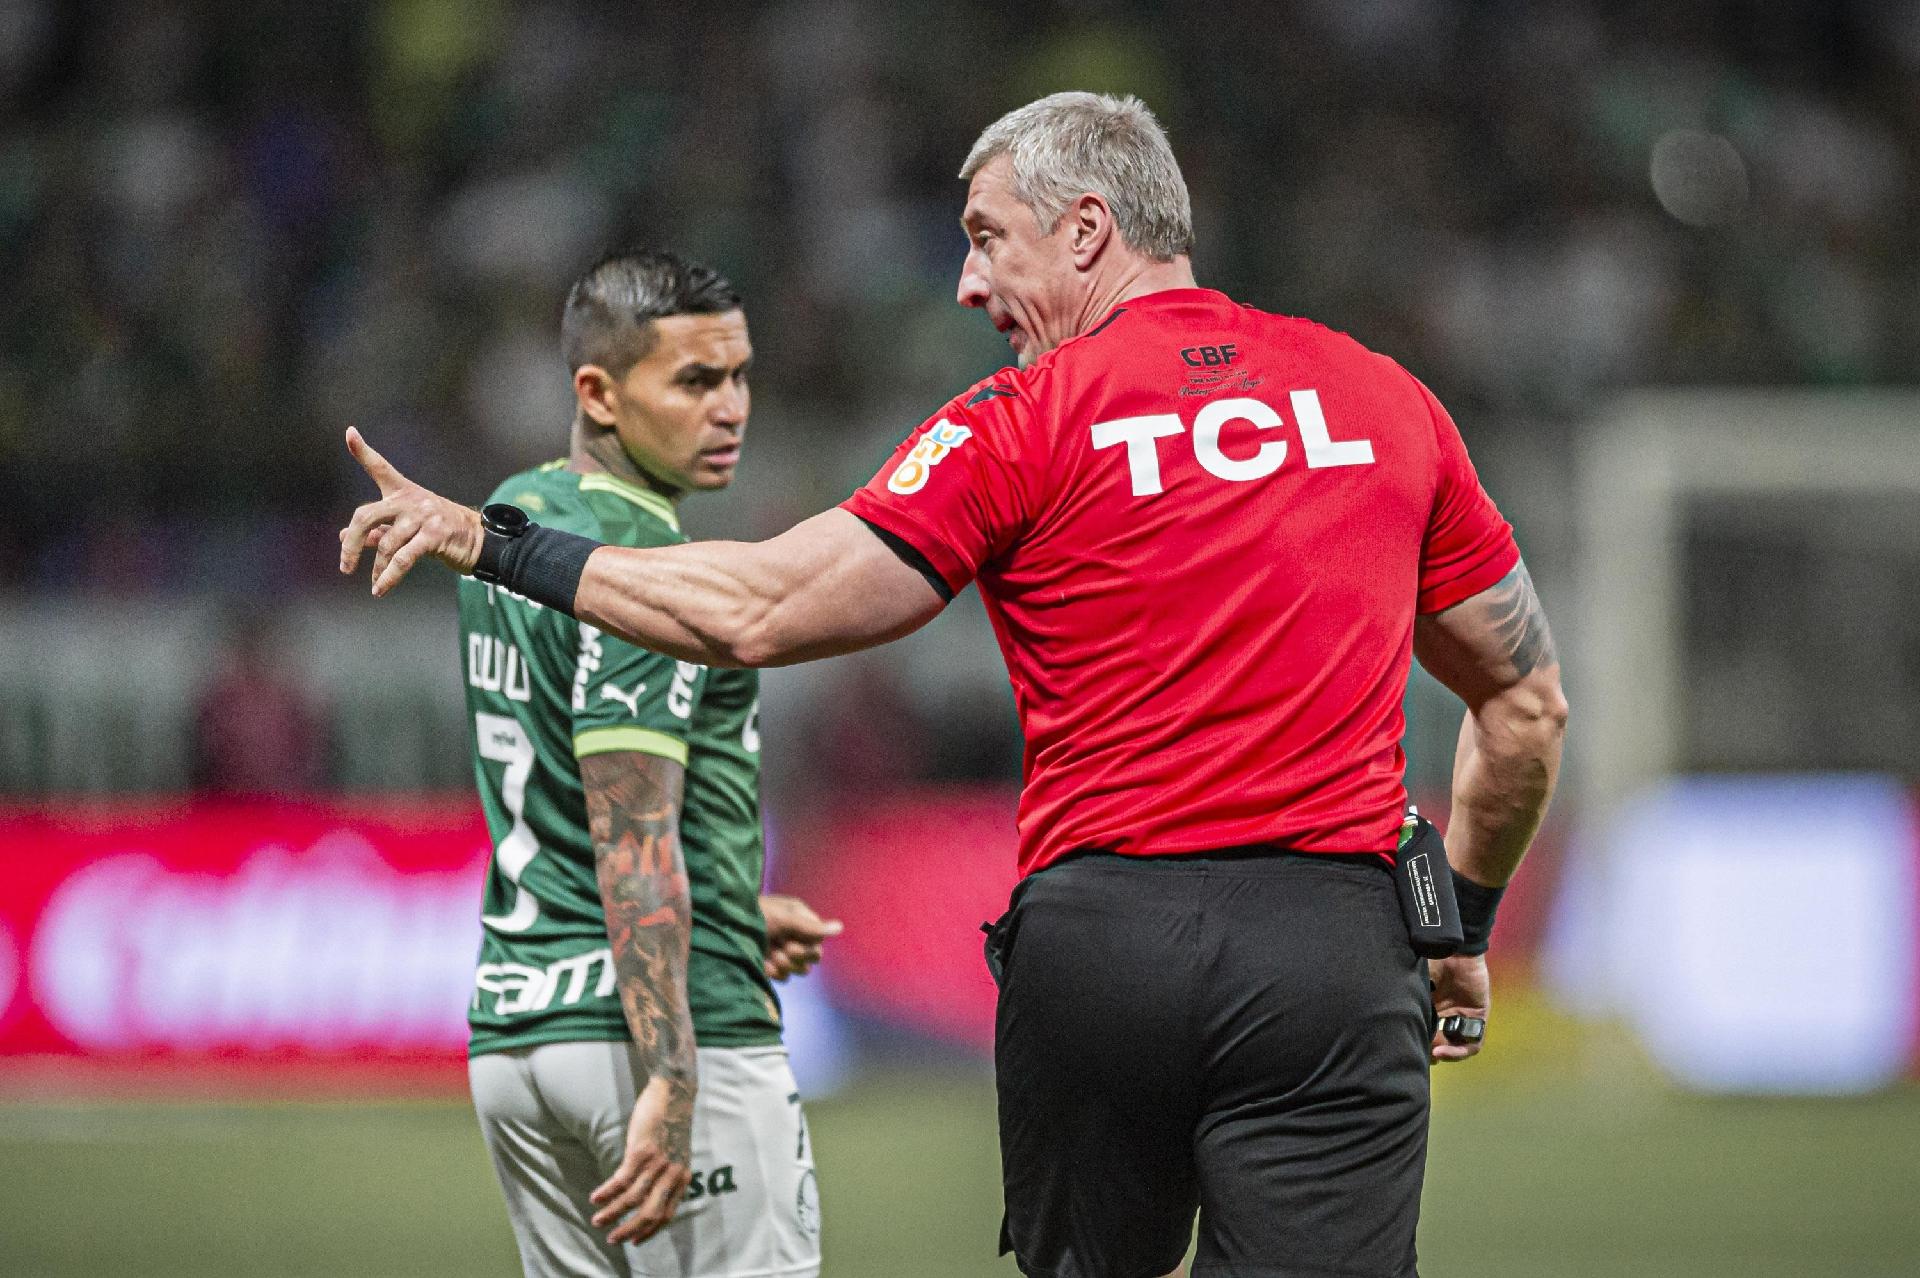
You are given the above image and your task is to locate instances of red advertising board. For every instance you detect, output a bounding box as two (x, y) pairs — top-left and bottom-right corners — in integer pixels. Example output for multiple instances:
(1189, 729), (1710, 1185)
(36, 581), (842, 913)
(778, 788), (1021, 1052)
(0, 790), (1573, 1094)
(0, 799), (490, 1092)
(773, 787), (1563, 1055)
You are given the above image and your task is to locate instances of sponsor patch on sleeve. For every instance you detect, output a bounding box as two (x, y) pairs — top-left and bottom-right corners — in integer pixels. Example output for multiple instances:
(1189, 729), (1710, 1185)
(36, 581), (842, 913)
(887, 420), (973, 495)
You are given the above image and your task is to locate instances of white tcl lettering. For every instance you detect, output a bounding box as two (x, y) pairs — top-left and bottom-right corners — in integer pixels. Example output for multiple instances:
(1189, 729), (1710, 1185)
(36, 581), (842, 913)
(1194, 396), (1286, 481)
(1089, 413), (1184, 495)
(1090, 391), (1375, 497)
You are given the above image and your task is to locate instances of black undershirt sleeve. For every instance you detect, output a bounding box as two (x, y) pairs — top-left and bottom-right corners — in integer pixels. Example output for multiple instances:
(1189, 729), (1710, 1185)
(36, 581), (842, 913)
(854, 515), (955, 603)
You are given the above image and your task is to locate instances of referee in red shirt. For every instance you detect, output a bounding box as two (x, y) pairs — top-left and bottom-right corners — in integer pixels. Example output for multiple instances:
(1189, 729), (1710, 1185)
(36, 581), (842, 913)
(344, 92), (1567, 1278)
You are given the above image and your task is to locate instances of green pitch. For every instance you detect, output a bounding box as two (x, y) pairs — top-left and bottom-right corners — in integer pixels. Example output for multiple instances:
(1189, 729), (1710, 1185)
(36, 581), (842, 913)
(0, 1071), (1915, 1276)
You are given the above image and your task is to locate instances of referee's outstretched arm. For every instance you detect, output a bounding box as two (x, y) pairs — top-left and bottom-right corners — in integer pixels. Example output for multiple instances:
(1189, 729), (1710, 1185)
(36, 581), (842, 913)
(1412, 558), (1568, 1062)
(339, 429), (948, 666)
(564, 508), (947, 669)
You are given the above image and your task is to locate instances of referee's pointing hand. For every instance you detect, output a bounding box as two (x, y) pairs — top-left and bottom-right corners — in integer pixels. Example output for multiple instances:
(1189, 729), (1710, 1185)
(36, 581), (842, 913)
(339, 427), (484, 595)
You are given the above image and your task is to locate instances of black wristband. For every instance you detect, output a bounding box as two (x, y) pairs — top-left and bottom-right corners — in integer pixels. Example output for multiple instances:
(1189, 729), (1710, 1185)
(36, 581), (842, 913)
(491, 523), (600, 615)
(1450, 868), (1506, 956)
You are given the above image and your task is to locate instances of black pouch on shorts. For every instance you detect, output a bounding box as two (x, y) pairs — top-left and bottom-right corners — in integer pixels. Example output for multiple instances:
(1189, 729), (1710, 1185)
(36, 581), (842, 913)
(981, 915), (1011, 987)
(1393, 815), (1465, 958)
(981, 873), (1042, 988)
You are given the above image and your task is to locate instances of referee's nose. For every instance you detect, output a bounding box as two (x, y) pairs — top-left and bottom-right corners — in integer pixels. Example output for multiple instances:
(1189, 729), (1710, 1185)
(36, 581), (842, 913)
(957, 247), (990, 310)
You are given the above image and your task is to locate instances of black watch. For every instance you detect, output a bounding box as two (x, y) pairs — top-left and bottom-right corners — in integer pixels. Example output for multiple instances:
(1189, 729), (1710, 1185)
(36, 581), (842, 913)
(473, 503), (532, 584)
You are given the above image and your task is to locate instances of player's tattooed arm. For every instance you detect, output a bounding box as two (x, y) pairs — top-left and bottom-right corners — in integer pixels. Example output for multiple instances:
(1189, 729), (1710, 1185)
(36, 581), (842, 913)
(582, 750), (697, 1199)
(584, 750), (696, 1125)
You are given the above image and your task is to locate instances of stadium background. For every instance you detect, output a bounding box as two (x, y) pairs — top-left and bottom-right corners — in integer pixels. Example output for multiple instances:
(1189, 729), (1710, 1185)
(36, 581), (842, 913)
(3, 1), (1918, 1274)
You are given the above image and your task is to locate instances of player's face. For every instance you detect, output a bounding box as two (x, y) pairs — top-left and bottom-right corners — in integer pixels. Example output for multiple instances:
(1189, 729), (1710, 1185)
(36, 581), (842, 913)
(588, 311), (752, 494)
(957, 156), (1084, 368)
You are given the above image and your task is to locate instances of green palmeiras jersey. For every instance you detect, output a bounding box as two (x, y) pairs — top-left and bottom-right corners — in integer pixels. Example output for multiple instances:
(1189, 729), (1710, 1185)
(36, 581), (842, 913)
(459, 461), (781, 1056)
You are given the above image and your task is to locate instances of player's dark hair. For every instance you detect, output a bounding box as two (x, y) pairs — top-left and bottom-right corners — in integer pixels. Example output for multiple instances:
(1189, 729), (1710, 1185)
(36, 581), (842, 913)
(561, 250), (743, 376)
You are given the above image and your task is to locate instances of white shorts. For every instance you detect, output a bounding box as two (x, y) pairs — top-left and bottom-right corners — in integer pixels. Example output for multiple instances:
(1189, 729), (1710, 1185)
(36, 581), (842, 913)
(470, 1042), (820, 1278)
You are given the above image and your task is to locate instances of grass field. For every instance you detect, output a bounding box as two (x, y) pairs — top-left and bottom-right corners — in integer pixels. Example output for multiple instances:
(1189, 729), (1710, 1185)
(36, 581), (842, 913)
(1, 1066), (1916, 1276)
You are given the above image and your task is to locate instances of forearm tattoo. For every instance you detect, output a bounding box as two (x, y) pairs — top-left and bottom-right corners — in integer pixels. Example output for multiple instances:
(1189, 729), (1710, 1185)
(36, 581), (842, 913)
(1480, 561), (1557, 678)
(582, 752), (697, 1155)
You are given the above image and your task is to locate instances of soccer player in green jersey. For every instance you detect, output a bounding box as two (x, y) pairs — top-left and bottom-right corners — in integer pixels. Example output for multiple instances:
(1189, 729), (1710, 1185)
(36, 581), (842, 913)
(458, 250), (836, 1278)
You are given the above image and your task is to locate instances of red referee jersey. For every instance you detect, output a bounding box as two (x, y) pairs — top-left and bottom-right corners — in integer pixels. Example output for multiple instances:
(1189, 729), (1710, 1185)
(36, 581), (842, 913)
(842, 288), (1519, 877)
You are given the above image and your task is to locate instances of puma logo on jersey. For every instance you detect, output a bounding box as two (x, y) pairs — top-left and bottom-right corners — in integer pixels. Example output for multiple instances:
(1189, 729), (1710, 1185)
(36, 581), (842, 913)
(599, 680), (645, 717)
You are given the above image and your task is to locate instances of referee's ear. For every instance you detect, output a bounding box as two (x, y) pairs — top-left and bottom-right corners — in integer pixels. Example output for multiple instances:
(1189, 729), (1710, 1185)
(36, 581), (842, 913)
(1065, 191), (1116, 269)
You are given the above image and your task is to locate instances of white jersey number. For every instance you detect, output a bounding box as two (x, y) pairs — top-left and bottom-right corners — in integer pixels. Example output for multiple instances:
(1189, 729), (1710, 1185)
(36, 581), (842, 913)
(476, 712), (542, 933)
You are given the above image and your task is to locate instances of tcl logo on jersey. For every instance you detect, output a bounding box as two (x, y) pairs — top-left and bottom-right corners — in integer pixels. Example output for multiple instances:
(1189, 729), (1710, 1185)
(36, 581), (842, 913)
(1090, 390), (1374, 497)
(887, 420), (973, 495)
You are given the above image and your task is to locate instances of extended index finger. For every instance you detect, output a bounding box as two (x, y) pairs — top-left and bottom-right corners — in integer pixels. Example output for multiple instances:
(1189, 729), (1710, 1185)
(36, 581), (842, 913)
(345, 426), (407, 496)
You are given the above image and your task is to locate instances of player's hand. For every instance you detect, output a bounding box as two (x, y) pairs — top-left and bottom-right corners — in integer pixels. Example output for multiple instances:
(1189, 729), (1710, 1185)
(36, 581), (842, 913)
(337, 427), (485, 596)
(1428, 952), (1490, 1064)
(590, 1073), (695, 1246)
(759, 893), (843, 981)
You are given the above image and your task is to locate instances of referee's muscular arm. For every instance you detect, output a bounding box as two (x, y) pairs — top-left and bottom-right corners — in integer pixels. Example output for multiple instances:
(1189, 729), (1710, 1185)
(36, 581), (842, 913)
(571, 509), (945, 667)
(1413, 560), (1569, 1061)
(580, 750), (699, 1245)
(339, 431), (942, 662)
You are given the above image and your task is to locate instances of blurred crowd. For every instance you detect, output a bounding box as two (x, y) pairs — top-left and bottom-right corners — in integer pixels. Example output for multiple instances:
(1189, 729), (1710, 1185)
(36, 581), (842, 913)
(3, 0), (1916, 598)
(2, 0), (1916, 794)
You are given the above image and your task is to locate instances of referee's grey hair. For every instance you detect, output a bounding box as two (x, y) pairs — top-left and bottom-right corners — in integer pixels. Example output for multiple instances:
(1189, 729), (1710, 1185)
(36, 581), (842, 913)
(960, 92), (1193, 261)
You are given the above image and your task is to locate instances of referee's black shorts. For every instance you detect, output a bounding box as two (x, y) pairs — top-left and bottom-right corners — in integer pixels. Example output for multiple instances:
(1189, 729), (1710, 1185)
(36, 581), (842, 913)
(988, 848), (1433, 1278)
